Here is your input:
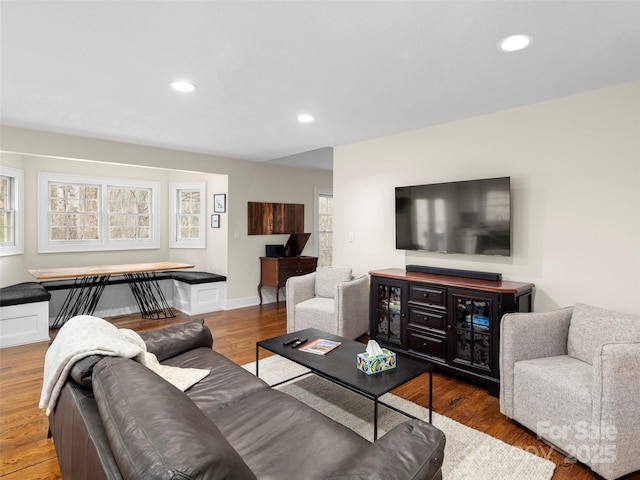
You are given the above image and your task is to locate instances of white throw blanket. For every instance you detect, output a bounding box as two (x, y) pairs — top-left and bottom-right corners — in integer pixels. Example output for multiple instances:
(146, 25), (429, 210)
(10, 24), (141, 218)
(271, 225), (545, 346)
(39, 315), (210, 416)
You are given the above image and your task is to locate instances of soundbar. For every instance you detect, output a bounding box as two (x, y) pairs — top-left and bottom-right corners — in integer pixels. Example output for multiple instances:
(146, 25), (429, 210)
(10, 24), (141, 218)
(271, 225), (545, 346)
(406, 265), (502, 282)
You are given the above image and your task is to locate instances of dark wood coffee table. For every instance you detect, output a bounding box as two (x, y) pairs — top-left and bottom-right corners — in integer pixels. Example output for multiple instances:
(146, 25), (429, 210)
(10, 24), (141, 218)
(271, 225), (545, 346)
(256, 328), (432, 440)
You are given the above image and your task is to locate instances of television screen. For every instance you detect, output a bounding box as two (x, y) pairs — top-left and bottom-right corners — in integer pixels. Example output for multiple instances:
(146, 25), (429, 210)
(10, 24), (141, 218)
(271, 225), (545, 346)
(395, 177), (511, 256)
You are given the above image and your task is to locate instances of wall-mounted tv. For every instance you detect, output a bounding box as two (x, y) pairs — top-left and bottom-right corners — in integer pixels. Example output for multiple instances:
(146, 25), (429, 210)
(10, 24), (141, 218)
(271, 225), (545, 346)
(395, 177), (511, 256)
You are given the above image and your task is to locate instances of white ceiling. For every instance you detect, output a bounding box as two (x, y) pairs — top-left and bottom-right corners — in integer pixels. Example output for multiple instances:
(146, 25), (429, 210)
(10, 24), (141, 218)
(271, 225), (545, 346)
(1, 1), (639, 171)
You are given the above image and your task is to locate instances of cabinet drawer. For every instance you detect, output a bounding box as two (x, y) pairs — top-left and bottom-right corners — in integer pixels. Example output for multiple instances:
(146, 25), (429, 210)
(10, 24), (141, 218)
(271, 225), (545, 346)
(278, 266), (298, 282)
(277, 258), (298, 267)
(298, 263), (317, 274)
(409, 307), (446, 331)
(409, 284), (446, 306)
(409, 331), (446, 361)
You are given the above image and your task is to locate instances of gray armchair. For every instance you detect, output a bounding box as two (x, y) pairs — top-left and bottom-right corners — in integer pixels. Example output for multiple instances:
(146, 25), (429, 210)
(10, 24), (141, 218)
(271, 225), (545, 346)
(499, 303), (640, 480)
(285, 267), (369, 340)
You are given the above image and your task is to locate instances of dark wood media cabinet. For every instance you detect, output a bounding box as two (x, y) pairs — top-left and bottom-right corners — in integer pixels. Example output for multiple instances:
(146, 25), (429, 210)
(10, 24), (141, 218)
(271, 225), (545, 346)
(369, 268), (534, 396)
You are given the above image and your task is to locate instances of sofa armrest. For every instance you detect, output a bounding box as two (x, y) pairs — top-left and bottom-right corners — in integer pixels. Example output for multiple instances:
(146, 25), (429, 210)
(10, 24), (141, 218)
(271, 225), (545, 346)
(68, 320), (213, 388)
(285, 272), (316, 333)
(137, 318), (213, 362)
(327, 420), (445, 480)
(499, 307), (573, 417)
(590, 342), (640, 480)
(336, 274), (370, 340)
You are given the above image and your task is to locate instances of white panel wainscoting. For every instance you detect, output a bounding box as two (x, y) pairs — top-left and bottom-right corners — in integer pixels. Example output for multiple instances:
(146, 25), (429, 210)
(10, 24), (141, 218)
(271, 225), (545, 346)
(0, 301), (50, 348)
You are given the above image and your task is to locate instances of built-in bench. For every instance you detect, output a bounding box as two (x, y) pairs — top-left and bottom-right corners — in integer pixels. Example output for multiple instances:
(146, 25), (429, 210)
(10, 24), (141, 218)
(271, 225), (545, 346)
(165, 271), (226, 316)
(42, 270), (227, 319)
(0, 282), (51, 348)
(1, 271), (227, 348)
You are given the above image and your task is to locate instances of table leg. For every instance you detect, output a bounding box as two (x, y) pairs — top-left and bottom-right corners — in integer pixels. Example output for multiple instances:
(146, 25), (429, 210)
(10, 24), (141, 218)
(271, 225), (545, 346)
(52, 275), (110, 328)
(256, 344), (260, 377)
(429, 366), (433, 423)
(374, 397), (379, 441)
(124, 272), (174, 319)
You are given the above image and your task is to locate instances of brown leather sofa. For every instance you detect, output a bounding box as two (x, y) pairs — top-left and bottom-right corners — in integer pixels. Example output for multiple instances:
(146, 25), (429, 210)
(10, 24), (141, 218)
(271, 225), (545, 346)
(49, 320), (446, 479)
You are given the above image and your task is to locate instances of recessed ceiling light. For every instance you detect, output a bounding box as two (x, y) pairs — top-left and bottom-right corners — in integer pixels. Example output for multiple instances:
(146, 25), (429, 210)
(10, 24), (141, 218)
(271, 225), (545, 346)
(297, 114), (315, 123)
(170, 81), (197, 92)
(499, 34), (532, 53)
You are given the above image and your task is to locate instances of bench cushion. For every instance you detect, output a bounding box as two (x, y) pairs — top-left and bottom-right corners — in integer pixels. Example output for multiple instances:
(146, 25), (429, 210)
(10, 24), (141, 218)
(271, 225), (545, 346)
(167, 271), (227, 284)
(0, 282), (51, 307)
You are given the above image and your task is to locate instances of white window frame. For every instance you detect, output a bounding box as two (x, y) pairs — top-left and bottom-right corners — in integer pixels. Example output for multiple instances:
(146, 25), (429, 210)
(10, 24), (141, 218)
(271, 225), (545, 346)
(38, 172), (160, 253)
(314, 187), (333, 267)
(0, 166), (25, 257)
(169, 182), (206, 249)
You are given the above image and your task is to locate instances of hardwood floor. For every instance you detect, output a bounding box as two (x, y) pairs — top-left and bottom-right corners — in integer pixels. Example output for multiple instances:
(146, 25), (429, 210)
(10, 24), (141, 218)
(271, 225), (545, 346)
(0, 304), (632, 479)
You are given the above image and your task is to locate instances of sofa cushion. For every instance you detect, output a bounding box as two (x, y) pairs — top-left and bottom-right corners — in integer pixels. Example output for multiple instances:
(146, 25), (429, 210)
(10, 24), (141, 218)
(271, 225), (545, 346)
(314, 267), (352, 298)
(93, 356), (256, 480)
(208, 387), (369, 480)
(327, 420), (446, 480)
(138, 318), (213, 362)
(162, 347), (271, 416)
(567, 303), (640, 364)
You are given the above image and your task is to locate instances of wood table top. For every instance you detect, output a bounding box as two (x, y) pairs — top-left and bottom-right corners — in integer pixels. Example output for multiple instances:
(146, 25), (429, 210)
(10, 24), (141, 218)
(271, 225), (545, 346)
(369, 268), (535, 294)
(28, 262), (194, 281)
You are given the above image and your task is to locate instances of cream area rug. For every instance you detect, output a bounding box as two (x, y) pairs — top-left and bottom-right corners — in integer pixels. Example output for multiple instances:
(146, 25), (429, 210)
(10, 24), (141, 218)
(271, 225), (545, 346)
(243, 355), (555, 480)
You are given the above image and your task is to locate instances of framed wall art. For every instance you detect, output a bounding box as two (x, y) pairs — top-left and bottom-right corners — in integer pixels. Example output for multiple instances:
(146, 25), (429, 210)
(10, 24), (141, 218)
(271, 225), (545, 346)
(214, 194), (226, 213)
(211, 214), (220, 228)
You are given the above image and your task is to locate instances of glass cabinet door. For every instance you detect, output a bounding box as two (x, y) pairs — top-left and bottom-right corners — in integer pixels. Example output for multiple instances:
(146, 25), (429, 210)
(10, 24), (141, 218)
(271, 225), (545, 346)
(449, 290), (498, 374)
(373, 281), (404, 345)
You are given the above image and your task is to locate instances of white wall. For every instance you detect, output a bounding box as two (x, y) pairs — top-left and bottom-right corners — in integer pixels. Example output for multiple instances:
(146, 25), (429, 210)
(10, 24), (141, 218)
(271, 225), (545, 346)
(0, 128), (332, 306)
(333, 83), (640, 314)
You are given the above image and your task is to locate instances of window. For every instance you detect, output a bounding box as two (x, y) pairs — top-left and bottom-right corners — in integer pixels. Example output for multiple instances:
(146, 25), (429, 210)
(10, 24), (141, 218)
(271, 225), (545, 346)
(49, 182), (101, 242)
(169, 182), (205, 248)
(38, 173), (159, 252)
(108, 186), (151, 241)
(0, 166), (24, 256)
(315, 189), (333, 267)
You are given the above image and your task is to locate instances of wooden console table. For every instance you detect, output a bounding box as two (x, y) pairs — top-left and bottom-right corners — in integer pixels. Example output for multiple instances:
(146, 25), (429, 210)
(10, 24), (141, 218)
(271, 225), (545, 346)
(258, 256), (317, 308)
(29, 262), (193, 327)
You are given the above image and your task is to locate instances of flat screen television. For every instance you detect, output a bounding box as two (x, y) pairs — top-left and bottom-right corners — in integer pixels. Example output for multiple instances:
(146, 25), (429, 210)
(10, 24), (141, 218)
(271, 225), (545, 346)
(395, 177), (511, 256)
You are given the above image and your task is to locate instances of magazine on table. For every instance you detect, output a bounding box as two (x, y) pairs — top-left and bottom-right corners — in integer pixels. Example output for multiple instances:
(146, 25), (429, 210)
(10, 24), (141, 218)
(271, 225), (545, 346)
(299, 338), (341, 355)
